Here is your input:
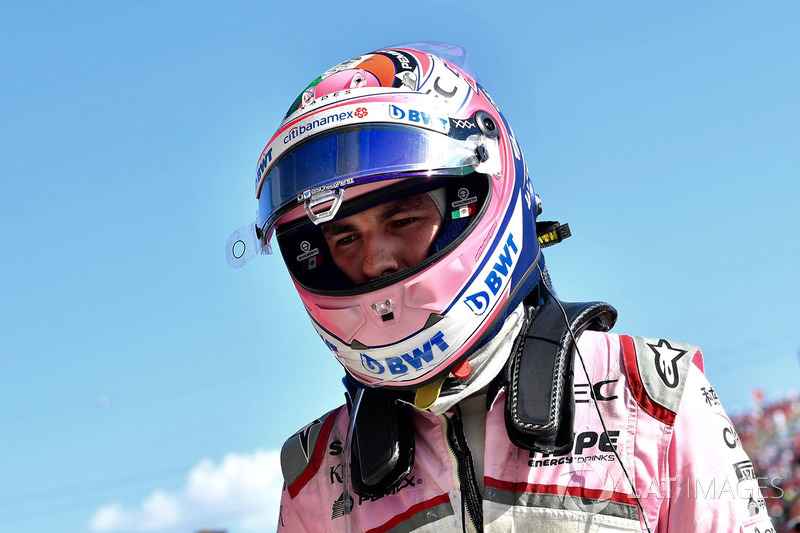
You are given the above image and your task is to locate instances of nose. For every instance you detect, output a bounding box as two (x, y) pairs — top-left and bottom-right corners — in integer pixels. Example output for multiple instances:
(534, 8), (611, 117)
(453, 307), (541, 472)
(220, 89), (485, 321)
(360, 233), (400, 281)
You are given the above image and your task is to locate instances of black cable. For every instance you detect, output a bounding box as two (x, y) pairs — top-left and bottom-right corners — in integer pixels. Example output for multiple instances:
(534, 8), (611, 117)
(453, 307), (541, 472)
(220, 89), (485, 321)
(539, 268), (654, 533)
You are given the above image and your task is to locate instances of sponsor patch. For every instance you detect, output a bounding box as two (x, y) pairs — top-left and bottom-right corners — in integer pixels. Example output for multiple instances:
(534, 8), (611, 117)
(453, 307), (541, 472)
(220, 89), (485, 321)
(331, 492), (353, 519)
(574, 380), (618, 404)
(701, 386), (720, 407)
(625, 336), (697, 421)
(528, 431), (620, 468)
(733, 460), (757, 483)
(723, 426), (741, 449)
(647, 339), (688, 389)
(740, 515), (777, 533)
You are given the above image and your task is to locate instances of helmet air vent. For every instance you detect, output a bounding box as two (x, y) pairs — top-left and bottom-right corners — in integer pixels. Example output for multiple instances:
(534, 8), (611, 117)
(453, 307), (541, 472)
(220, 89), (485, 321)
(474, 111), (499, 138)
(372, 299), (395, 322)
(422, 313), (444, 329)
(351, 339), (369, 350)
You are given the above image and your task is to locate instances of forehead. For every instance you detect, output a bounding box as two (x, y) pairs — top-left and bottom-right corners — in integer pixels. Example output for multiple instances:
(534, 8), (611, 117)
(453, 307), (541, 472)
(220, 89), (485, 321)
(368, 193), (435, 217)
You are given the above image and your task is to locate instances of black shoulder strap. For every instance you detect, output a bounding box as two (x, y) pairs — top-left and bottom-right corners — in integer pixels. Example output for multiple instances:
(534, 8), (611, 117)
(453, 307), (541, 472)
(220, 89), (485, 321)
(502, 299), (617, 454)
(343, 380), (415, 499)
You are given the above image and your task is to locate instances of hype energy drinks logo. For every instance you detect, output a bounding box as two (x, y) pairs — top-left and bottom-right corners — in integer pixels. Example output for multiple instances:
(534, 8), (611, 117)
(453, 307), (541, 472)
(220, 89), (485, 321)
(463, 197), (524, 316)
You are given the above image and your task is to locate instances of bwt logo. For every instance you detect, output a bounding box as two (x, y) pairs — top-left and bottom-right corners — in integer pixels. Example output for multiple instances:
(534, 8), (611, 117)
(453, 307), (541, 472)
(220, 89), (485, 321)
(319, 334), (339, 356)
(255, 147), (273, 183)
(360, 331), (449, 376)
(463, 233), (519, 315)
(389, 105), (448, 130)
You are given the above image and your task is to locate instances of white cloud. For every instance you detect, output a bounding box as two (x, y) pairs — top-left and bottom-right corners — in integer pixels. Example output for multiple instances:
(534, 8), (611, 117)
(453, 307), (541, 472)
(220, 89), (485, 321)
(89, 450), (283, 533)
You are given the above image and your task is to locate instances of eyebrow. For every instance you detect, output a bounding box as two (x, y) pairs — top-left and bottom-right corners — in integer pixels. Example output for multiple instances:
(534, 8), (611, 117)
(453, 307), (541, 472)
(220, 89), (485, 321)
(322, 220), (357, 239)
(375, 195), (429, 223)
(321, 195), (430, 239)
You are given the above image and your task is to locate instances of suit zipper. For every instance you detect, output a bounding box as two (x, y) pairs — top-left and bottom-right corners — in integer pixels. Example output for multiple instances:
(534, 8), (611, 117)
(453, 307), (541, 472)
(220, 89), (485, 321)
(444, 407), (483, 532)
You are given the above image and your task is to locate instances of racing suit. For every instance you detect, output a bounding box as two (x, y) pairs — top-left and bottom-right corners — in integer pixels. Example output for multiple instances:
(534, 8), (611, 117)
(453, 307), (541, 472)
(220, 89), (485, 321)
(277, 329), (776, 532)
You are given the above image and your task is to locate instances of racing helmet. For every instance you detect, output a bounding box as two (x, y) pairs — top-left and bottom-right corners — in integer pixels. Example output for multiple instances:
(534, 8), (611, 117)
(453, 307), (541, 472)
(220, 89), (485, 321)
(226, 43), (545, 389)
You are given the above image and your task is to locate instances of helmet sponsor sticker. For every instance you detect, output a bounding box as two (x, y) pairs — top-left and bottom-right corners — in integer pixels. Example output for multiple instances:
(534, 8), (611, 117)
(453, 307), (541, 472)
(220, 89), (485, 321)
(296, 240), (319, 261)
(256, 102), (454, 188)
(452, 187), (478, 208)
(451, 187), (478, 219)
(285, 50), (422, 121)
(296, 240), (321, 270)
(463, 232), (519, 316)
(388, 104), (449, 133)
(256, 104), (371, 187)
(359, 331), (449, 377)
(255, 147), (273, 188)
(283, 109), (360, 145)
(462, 196), (525, 316)
(297, 177), (355, 202)
(451, 118), (476, 130)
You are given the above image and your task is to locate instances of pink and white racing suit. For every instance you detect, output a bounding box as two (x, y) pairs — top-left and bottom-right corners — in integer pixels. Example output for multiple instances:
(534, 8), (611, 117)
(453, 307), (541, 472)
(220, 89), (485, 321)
(277, 331), (776, 532)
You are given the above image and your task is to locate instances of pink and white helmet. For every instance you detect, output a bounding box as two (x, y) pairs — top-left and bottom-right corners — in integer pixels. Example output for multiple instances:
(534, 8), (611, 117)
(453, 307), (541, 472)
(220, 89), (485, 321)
(227, 43), (544, 389)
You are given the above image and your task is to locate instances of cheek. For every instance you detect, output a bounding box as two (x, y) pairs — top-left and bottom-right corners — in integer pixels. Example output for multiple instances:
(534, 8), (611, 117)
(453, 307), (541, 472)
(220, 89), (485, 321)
(328, 245), (355, 271)
(329, 248), (368, 285)
(332, 248), (356, 267)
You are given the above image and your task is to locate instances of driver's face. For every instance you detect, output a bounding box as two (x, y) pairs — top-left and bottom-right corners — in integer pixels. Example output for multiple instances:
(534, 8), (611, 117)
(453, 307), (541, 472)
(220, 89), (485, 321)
(321, 193), (443, 284)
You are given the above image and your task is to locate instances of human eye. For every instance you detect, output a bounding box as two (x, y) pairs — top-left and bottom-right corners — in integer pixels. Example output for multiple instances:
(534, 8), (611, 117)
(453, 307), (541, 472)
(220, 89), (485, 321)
(391, 216), (419, 229)
(335, 233), (358, 247)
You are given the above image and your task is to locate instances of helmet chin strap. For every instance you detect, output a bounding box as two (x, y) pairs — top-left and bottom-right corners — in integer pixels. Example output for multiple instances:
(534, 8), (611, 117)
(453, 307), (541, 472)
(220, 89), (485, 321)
(412, 355), (474, 409)
(413, 375), (447, 410)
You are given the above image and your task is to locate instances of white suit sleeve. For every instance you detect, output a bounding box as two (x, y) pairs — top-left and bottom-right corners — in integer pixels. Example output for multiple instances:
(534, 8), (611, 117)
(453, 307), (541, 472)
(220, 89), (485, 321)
(659, 361), (777, 532)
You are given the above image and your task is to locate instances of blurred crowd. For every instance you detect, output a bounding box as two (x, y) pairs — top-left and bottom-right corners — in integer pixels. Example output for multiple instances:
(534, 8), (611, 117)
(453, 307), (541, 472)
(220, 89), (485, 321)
(732, 391), (800, 532)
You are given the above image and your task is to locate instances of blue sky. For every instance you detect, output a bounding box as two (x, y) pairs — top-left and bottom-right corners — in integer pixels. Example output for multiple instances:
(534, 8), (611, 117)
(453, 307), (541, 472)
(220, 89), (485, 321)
(2, 2), (799, 532)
